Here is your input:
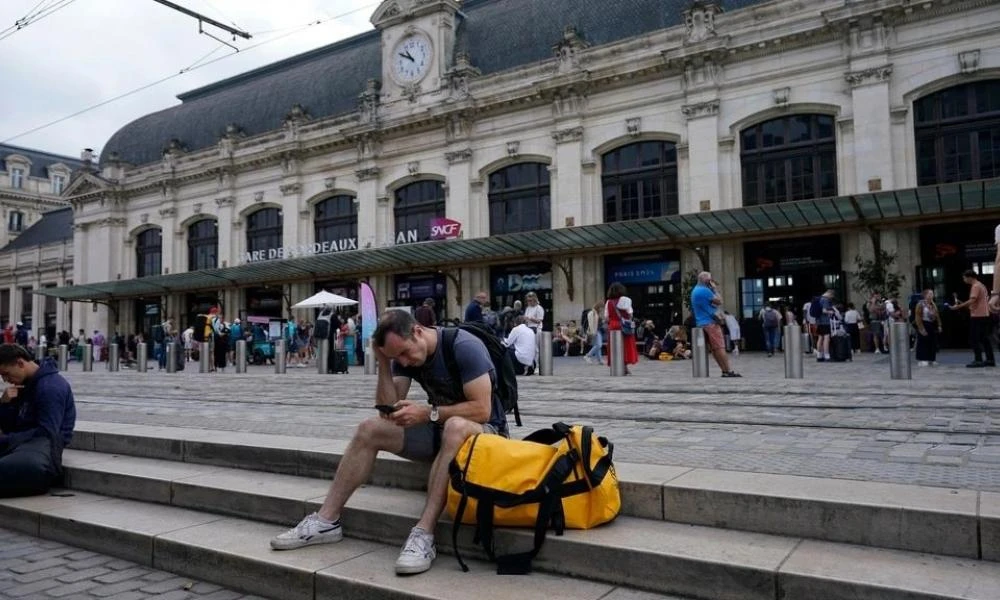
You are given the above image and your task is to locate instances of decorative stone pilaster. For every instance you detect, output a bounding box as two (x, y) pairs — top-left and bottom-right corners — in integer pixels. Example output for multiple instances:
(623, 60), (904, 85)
(681, 100), (720, 120)
(844, 64), (892, 88)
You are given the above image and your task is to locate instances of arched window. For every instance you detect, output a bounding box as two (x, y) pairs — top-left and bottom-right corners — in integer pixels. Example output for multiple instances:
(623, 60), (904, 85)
(246, 208), (283, 258)
(188, 219), (218, 271)
(601, 141), (678, 222)
(315, 195), (358, 251)
(915, 80), (1000, 185)
(136, 228), (162, 278)
(740, 114), (837, 206)
(488, 163), (550, 234)
(394, 180), (445, 244)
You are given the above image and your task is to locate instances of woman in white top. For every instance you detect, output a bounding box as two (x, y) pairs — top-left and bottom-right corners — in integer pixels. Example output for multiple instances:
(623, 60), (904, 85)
(523, 292), (545, 332)
(842, 303), (861, 353)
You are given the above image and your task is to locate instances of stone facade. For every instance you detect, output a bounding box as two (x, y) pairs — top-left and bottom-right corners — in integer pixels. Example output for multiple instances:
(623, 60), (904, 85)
(65, 0), (1000, 340)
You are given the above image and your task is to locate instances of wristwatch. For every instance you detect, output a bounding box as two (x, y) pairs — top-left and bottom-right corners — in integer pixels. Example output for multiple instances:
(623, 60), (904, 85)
(429, 405), (439, 423)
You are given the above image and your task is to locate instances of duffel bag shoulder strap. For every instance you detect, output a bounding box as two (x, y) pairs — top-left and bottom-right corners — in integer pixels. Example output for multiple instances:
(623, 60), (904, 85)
(522, 422), (572, 445)
(450, 433), (483, 573)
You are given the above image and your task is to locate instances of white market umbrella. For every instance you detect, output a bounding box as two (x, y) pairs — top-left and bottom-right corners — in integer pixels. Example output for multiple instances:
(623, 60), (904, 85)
(292, 290), (358, 309)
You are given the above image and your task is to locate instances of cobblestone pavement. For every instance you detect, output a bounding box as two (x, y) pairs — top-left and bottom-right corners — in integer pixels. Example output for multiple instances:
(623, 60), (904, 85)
(61, 349), (1000, 491)
(0, 527), (268, 600)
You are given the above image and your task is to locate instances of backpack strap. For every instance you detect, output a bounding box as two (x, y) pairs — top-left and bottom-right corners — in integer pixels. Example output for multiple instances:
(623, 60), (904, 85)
(441, 328), (462, 399)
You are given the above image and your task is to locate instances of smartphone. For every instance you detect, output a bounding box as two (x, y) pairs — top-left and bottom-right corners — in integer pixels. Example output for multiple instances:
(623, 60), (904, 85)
(374, 404), (398, 414)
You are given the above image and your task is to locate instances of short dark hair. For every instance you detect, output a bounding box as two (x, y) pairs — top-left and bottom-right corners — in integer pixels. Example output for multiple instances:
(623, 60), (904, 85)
(373, 310), (417, 348)
(963, 269), (977, 279)
(0, 343), (33, 365)
(607, 281), (626, 299)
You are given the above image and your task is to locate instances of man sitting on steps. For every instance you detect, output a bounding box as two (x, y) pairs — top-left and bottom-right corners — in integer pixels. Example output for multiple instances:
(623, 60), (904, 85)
(270, 310), (508, 575)
(0, 343), (76, 498)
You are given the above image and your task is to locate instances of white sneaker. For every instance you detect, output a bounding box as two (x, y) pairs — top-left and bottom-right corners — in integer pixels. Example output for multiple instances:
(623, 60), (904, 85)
(918, 361), (928, 367)
(875, 349), (882, 354)
(270, 513), (343, 550)
(395, 527), (436, 575)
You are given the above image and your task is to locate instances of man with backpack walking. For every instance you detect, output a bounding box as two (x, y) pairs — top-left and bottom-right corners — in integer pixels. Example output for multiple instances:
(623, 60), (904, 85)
(270, 310), (514, 576)
(759, 304), (782, 356)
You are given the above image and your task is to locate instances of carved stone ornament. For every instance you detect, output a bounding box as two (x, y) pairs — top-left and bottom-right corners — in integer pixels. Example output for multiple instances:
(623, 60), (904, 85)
(280, 183), (302, 196)
(446, 113), (473, 142)
(773, 87), (790, 107)
(158, 207), (177, 218)
(506, 141), (520, 158)
(681, 100), (720, 120)
(358, 79), (381, 125)
(254, 191), (265, 202)
(553, 25), (589, 74)
(959, 50), (980, 74)
(140, 213), (149, 224)
(407, 161), (420, 175)
(845, 64), (892, 88)
(95, 217), (127, 228)
(626, 117), (641, 137)
(356, 133), (382, 162)
(215, 196), (234, 208)
(193, 203), (202, 214)
(224, 123), (244, 138)
(324, 177), (336, 190)
(356, 167), (381, 181)
(401, 83), (421, 103)
(684, 1), (723, 43)
(552, 126), (584, 144)
(446, 53), (480, 98)
(445, 148), (472, 164)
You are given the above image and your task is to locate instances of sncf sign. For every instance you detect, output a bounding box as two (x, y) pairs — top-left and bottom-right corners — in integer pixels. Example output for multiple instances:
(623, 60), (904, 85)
(430, 218), (462, 241)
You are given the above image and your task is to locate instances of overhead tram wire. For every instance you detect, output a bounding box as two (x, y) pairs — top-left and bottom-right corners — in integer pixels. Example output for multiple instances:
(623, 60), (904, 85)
(0, 4), (379, 145)
(0, 0), (78, 42)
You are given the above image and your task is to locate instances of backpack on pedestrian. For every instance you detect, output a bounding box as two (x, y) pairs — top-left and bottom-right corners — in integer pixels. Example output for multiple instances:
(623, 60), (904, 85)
(442, 321), (521, 426)
(447, 422), (620, 574)
(763, 308), (779, 328)
(808, 297), (823, 321)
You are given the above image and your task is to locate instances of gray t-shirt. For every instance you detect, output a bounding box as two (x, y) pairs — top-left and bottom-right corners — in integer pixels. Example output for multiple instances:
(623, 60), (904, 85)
(392, 328), (506, 433)
(818, 297), (833, 325)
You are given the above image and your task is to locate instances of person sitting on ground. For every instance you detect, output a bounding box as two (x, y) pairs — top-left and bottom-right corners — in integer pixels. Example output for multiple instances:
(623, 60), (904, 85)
(503, 315), (536, 375)
(559, 320), (585, 355)
(270, 310), (508, 576)
(663, 326), (691, 359)
(0, 344), (76, 498)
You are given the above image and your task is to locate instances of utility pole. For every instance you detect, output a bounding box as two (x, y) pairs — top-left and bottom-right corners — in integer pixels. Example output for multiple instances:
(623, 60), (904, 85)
(151, 0), (252, 41)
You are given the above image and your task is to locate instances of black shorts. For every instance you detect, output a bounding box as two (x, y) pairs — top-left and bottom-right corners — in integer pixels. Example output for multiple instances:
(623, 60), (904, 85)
(817, 324), (831, 336)
(400, 422), (502, 463)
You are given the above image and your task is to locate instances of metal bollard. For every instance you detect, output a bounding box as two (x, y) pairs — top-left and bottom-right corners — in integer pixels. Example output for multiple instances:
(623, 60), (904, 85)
(35, 343), (45, 362)
(235, 340), (247, 374)
(108, 343), (120, 372)
(166, 342), (177, 373)
(199, 341), (210, 373)
(538, 331), (553, 376)
(82, 344), (93, 372)
(890, 322), (912, 380)
(692, 327), (710, 378)
(136, 342), (147, 373)
(58, 345), (68, 372)
(784, 324), (803, 379)
(274, 339), (286, 374)
(609, 330), (626, 376)
(364, 348), (377, 375)
(317, 339), (329, 374)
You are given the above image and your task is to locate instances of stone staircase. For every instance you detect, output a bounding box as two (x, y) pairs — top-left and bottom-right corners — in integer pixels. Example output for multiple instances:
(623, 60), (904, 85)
(1, 420), (998, 600)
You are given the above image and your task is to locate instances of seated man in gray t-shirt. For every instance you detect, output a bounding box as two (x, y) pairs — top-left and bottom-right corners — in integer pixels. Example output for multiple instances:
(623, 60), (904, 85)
(270, 309), (506, 577)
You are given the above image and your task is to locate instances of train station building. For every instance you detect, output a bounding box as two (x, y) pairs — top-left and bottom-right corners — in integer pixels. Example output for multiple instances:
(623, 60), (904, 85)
(39, 0), (1000, 349)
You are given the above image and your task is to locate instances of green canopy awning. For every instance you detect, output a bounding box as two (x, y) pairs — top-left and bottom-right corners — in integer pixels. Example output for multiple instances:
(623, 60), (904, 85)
(35, 177), (1000, 302)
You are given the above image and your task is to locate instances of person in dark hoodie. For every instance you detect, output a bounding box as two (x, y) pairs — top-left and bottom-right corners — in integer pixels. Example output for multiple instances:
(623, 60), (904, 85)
(0, 343), (76, 497)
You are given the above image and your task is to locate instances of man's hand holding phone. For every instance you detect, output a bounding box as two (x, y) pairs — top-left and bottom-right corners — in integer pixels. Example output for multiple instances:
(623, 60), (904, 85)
(385, 400), (428, 428)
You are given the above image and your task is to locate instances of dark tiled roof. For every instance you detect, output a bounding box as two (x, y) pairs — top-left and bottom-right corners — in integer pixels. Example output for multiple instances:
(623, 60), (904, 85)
(0, 144), (83, 179)
(101, 0), (771, 167)
(1, 207), (73, 252)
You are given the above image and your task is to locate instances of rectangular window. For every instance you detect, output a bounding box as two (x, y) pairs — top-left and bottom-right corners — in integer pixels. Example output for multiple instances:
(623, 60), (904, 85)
(8, 211), (23, 233)
(52, 175), (65, 195)
(20, 286), (33, 324)
(10, 168), (23, 189)
(0, 289), (9, 326)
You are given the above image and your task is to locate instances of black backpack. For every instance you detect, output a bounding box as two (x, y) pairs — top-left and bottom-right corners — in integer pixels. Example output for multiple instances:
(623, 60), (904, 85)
(152, 325), (165, 344)
(808, 297), (823, 320)
(193, 315), (208, 343)
(442, 322), (521, 426)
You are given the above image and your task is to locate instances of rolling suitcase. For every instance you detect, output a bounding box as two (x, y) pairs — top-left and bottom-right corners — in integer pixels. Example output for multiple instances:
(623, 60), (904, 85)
(830, 333), (852, 362)
(331, 350), (349, 374)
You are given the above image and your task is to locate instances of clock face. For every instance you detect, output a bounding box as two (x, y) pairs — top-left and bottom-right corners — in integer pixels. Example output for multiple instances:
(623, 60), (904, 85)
(392, 34), (432, 84)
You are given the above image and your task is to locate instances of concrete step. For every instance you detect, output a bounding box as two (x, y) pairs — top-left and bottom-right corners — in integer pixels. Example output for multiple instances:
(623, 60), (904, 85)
(70, 421), (999, 561)
(48, 449), (1000, 600)
(0, 490), (666, 600)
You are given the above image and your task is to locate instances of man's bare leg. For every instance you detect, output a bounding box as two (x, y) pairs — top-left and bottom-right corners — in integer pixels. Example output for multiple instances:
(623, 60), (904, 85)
(317, 417), (405, 522)
(711, 347), (731, 373)
(415, 417), (482, 531)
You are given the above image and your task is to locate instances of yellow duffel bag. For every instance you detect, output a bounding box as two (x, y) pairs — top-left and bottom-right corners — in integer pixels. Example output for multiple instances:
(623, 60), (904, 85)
(446, 422), (620, 574)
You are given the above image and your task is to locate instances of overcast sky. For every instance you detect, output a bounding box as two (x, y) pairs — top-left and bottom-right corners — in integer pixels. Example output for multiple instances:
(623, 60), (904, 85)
(1, 0), (376, 159)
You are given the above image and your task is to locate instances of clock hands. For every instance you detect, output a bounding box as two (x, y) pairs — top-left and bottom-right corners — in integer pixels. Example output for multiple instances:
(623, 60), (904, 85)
(398, 50), (415, 62)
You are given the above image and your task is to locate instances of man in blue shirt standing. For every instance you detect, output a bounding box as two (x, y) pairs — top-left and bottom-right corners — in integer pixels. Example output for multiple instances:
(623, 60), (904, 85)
(815, 289), (835, 362)
(690, 271), (741, 377)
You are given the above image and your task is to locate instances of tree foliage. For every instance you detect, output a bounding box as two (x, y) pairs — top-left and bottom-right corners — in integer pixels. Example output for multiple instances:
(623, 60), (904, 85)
(851, 250), (905, 299)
